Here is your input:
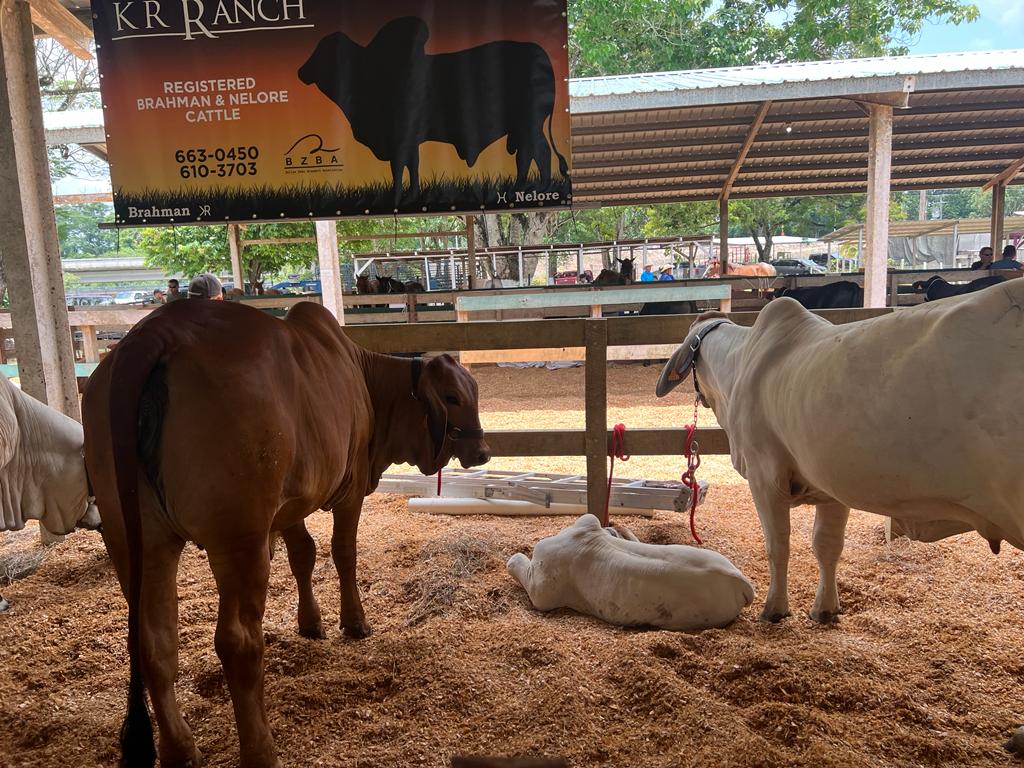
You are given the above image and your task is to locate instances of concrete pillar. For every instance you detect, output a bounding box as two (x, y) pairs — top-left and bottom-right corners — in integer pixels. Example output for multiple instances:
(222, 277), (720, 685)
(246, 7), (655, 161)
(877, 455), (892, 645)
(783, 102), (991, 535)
(863, 104), (893, 308)
(0, 0), (79, 419)
(227, 224), (245, 291)
(315, 220), (345, 324)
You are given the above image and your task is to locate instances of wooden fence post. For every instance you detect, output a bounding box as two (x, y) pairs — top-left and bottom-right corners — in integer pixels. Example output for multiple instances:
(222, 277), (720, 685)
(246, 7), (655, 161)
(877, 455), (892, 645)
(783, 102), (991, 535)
(584, 319), (608, 519)
(80, 325), (99, 362)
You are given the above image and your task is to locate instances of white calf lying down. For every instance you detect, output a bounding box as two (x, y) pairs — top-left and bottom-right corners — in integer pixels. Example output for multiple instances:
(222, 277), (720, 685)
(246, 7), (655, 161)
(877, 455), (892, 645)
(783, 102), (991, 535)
(507, 514), (754, 631)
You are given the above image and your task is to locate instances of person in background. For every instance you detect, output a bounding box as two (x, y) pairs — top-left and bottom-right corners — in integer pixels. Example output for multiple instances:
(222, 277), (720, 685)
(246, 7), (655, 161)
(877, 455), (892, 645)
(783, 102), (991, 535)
(188, 273), (224, 300)
(971, 247), (994, 270)
(166, 278), (184, 302)
(152, 289), (166, 304)
(639, 265), (656, 282)
(658, 265), (675, 281)
(989, 244), (1023, 271)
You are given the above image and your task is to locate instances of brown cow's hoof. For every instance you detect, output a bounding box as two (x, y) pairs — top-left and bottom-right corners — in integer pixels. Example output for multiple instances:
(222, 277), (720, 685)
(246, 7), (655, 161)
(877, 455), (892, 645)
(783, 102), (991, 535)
(341, 621), (372, 640)
(759, 609), (791, 623)
(163, 748), (204, 767)
(298, 623), (326, 640)
(809, 608), (840, 625)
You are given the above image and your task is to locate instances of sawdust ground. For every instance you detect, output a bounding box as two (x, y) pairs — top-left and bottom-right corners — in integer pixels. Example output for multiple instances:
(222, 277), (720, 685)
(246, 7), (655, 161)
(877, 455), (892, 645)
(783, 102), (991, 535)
(1, 365), (1022, 767)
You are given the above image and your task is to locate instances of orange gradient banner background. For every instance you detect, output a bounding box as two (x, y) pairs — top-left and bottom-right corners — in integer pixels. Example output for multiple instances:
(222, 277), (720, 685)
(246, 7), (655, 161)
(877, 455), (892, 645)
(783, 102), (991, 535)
(93, 0), (571, 222)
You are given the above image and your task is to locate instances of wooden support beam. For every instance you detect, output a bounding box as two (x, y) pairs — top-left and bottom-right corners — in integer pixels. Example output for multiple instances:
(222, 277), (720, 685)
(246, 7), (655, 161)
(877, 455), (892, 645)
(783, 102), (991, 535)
(79, 325), (99, 363)
(981, 156), (1024, 193)
(28, 0), (92, 60)
(484, 427), (731, 457)
(718, 197), (731, 290)
(227, 223), (245, 290)
(719, 100), (771, 203)
(990, 182), (1006, 253)
(1, 0), (79, 419)
(584, 320), (608, 521)
(240, 236), (314, 247)
(863, 104), (893, 308)
(315, 220), (345, 324)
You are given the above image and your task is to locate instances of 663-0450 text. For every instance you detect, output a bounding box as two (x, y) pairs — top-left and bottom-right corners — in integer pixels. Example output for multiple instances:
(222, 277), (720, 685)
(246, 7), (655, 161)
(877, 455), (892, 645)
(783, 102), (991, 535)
(175, 146), (259, 178)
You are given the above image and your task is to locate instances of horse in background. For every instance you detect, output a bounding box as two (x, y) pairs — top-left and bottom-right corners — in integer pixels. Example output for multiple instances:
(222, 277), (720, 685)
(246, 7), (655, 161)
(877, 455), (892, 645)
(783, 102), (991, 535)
(704, 260), (777, 278)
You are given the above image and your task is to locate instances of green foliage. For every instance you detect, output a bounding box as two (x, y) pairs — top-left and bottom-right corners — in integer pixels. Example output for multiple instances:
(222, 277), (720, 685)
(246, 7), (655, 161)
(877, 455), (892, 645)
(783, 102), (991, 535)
(55, 204), (140, 257)
(569, 0), (979, 76)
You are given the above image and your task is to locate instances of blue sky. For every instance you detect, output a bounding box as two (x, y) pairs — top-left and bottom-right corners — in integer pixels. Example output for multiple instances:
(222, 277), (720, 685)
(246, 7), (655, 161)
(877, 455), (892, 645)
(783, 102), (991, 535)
(910, 0), (1023, 53)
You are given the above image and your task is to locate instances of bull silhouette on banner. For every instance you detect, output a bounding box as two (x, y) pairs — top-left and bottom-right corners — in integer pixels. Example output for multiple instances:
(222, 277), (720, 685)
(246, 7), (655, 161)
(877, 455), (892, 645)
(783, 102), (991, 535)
(298, 16), (569, 209)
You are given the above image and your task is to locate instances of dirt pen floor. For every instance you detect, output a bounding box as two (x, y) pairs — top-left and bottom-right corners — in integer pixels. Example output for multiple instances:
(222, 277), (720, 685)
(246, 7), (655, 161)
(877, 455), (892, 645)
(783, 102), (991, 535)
(3, 364), (1024, 767)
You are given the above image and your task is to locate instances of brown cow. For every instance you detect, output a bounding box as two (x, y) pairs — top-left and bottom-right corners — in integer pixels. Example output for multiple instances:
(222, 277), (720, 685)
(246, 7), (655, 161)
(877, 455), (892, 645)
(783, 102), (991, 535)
(82, 299), (489, 768)
(705, 259), (777, 277)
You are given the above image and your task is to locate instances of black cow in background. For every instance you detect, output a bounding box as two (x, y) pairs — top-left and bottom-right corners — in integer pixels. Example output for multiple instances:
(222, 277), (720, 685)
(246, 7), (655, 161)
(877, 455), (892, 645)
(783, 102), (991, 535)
(593, 257), (635, 286)
(298, 17), (570, 208)
(912, 274), (1006, 301)
(773, 280), (864, 309)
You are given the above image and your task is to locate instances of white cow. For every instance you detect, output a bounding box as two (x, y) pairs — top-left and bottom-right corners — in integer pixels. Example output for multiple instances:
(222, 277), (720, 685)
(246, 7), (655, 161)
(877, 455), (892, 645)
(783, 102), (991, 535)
(507, 514), (754, 631)
(656, 285), (1024, 751)
(0, 376), (99, 536)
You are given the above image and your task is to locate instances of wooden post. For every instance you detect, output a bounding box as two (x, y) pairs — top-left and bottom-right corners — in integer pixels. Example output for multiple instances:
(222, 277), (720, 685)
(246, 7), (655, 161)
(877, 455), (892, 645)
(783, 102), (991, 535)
(863, 104), (893, 308)
(718, 197), (729, 276)
(0, 0), (79, 422)
(465, 215), (475, 288)
(227, 223), (245, 291)
(422, 256), (431, 291)
(315, 220), (345, 324)
(584, 319), (608, 520)
(80, 326), (99, 363)
(990, 182), (1006, 255)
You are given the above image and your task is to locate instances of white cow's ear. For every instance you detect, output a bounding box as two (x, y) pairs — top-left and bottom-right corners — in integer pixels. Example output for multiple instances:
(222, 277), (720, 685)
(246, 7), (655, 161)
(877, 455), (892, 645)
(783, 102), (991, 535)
(656, 342), (696, 397)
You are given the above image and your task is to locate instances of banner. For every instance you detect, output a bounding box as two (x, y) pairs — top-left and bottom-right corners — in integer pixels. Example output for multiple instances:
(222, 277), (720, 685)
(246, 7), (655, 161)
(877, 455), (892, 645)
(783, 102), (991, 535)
(91, 0), (572, 225)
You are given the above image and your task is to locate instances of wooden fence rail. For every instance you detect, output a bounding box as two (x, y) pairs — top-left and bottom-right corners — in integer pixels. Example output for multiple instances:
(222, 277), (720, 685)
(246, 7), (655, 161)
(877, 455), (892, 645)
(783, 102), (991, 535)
(345, 308), (895, 517)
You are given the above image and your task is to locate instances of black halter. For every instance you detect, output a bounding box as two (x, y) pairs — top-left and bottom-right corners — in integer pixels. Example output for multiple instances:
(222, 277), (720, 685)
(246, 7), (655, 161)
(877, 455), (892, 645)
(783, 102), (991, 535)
(410, 357), (484, 441)
(687, 319), (731, 399)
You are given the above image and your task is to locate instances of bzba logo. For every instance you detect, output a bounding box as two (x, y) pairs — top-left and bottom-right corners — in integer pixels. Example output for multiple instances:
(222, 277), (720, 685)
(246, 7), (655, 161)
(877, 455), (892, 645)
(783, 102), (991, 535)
(284, 133), (343, 172)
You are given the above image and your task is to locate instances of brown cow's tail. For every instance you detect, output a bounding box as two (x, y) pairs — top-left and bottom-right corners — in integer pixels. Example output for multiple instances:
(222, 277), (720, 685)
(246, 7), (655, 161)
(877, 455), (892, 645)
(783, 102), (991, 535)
(108, 324), (173, 768)
(547, 112), (569, 178)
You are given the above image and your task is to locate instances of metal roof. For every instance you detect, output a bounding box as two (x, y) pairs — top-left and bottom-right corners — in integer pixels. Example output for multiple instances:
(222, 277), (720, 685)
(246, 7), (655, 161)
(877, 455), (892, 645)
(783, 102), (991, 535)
(43, 50), (1024, 208)
(823, 216), (1024, 242)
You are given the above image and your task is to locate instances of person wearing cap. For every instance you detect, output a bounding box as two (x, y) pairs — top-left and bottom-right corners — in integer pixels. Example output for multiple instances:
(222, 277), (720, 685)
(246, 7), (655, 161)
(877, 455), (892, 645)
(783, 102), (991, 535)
(658, 264), (675, 281)
(188, 273), (224, 300)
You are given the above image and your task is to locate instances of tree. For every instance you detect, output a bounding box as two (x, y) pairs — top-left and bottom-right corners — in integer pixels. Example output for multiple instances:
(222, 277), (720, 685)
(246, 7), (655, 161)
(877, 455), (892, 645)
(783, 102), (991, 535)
(138, 223), (317, 290)
(569, 0), (978, 76)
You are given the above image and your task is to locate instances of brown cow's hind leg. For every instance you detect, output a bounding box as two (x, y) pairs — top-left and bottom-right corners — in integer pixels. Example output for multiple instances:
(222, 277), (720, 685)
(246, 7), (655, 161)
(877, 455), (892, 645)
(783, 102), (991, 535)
(141, 529), (202, 767)
(282, 521), (324, 639)
(208, 540), (281, 768)
(331, 496), (371, 639)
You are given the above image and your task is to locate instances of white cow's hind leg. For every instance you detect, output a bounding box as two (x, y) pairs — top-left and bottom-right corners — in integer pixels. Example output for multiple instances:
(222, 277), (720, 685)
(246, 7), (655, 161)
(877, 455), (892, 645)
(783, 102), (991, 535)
(810, 502), (849, 624)
(750, 481), (792, 622)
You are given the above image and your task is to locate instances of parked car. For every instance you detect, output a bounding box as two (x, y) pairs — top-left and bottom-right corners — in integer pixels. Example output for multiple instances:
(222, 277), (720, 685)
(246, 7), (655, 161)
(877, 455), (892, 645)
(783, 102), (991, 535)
(769, 258), (827, 276)
(112, 290), (150, 305)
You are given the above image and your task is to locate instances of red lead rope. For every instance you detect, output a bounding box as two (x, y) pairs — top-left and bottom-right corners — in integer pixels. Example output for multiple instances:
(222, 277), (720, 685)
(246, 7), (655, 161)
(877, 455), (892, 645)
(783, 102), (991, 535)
(603, 423), (630, 527)
(681, 397), (703, 545)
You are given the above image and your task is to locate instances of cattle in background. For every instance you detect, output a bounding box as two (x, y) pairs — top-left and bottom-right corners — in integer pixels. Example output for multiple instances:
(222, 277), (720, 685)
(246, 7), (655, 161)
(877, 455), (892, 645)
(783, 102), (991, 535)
(0, 375), (101, 612)
(298, 17), (569, 207)
(705, 260), (777, 278)
(507, 514), (754, 631)
(83, 300), (489, 767)
(656, 284), (1024, 753)
(593, 257), (635, 286)
(912, 274), (1005, 302)
(773, 280), (864, 309)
